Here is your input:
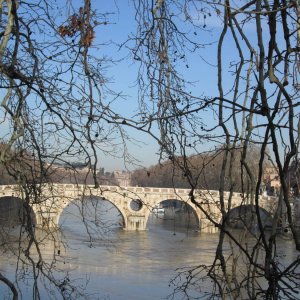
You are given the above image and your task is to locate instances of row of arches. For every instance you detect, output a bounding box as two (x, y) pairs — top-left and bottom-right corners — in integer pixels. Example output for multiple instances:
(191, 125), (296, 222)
(0, 195), (273, 232)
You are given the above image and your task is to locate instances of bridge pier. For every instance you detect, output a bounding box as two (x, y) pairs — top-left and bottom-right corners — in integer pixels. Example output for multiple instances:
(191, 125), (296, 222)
(200, 218), (218, 233)
(35, 214), (59, 228)
(124, 215), (147, 231)
(33, 206), (59, 228)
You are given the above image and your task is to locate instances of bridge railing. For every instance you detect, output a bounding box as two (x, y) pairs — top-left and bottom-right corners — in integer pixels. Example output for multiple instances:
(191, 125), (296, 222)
(0, 184), (277, 203)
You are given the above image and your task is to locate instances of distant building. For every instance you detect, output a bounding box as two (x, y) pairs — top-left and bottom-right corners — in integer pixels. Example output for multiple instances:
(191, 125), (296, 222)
(99, 168), (105, 176)
(113, 170), (132, 186)
(288, 161), (300, 196)
(263, 167), (281, 196)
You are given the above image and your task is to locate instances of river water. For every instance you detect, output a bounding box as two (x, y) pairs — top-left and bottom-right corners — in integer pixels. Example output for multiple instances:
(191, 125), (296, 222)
(0, 199), (298, 299)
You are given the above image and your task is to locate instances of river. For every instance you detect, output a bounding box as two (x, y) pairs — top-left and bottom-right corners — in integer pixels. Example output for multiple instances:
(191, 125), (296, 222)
(0, 199), (298, 299)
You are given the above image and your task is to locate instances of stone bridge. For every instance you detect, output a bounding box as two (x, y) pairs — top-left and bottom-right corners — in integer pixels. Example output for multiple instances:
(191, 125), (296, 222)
(0, 184), (278, 232)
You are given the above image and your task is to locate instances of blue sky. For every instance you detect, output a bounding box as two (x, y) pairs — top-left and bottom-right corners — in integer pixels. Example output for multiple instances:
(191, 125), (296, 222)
(45, 1), (278, 170)
(85, 1), (254, 171)
(0, 1), (296, 171)
(85, 1), (222, 170)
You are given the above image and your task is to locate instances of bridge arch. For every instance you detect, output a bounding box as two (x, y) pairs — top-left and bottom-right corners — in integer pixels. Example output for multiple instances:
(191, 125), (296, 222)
(0, 195), (36, 225)
(143, 198), (201, 230)
(227, 204), (273, 230)
(56, 195), (128, 230)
